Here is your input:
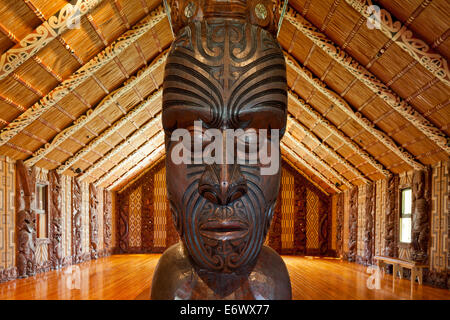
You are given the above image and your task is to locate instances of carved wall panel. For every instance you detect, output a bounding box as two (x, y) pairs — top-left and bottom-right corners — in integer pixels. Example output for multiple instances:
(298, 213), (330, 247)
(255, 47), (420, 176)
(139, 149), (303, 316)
(104, 190), (113, 252)
(72, 178), (83, 264)
(384, 175), (399, 257)
(89, 183), (99, 260)
(294, 177), (307, 255)
(15, 161), (36, 278)
(49, 170), (63, 269)
(336, 193), (344, 258)
(364, 183), (375, 266)
(348, 187), (358, 262)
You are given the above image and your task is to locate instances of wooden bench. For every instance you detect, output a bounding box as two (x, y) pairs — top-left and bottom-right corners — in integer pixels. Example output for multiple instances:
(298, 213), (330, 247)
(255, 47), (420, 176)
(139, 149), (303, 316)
(373, 255), (427, 288)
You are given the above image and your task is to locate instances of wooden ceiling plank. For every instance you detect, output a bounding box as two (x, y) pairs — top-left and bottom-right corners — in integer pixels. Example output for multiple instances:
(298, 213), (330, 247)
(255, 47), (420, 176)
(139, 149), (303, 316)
(288, 114), (369, 183)
(281, 141), (341, 193)
(32, 56), (63, 82)
(0, 22), (20, 44)
(0, 93), (27, 112)
(285, 52), (426, 170)
(288, 90), (391, 177)
(423, 99), (450, 118)
(321, 0), (341, 32)
(95, 130), (164, 187)
(285, 130), (353, 188)
(87, 14), (109, 47)
(112, 0), (131, 29)
(59, 89), (162, 175)
(345, 0), (449, 86)
(285, 6), (449, 155)
(11, 73), (43, 97)
(138, 0), (150, 14)
(0, 5), (165, 147)
(0, 0), (105, 81)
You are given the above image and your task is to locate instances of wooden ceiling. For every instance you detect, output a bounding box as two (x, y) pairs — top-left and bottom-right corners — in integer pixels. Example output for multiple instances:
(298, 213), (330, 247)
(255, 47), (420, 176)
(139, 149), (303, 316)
(0, 0), (448, 195)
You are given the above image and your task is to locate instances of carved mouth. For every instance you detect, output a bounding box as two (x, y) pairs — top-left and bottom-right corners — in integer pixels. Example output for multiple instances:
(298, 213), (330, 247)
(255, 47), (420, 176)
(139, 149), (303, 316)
(199, 220), (249, 240)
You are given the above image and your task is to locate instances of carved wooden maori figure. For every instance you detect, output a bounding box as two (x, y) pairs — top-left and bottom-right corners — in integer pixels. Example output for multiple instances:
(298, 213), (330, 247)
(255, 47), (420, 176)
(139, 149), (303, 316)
(411, 170), (429, 263)
(336, 193), (344, 258)
(348, 187), (358, 262)
(89, 183), (99, 260)
(16, 161), (36, 278)
(151, 0), (291, 300)
(49, 170), (63, 270)
(72, 178), (83, 264)
(364, 183), (375, 266)
(104, 190), (113, 252)
(385, 175), (397, 257)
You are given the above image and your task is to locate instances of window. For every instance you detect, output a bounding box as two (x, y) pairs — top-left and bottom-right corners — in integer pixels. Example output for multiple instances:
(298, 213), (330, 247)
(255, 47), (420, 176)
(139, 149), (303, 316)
(35, 184), (48, 239)
(400, 188), (412, 243)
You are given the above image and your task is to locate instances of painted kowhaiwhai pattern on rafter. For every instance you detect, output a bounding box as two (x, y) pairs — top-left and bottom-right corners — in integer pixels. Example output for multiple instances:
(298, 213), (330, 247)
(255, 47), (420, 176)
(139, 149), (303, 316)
(284, 8), (449, 155)
(285, 53), (426, 171)
(346, 0), (449, 87)
(0, 5), (166, 148)
(0, 0), (105, 81)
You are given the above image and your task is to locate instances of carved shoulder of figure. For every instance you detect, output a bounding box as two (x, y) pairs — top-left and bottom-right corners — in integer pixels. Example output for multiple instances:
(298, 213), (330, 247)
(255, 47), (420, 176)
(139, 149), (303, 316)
(151, 243), (193, 300)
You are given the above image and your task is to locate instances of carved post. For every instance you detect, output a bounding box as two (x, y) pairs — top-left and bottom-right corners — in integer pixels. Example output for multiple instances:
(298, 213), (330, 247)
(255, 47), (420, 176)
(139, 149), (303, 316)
(72, 178), (83, 264)
(293, 180), (307, 255)
(103, 190), (113, 253)
(49, 170), (63, 269)
(15, 161), (37, 278)
(411, 170), (430, 263)
(364, 183), (375, 266)
(89, 183), (99, 260)
(384, 175), (398, 257)
(336, 193), (344, 258)
(268, 193), (282, 254)
(118, 192), (129, 253)
(319, 198), (330, 256)
(348, 187), (358, 262)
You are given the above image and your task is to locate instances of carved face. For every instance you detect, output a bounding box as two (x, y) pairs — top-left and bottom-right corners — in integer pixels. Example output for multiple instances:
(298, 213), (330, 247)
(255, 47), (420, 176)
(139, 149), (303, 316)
(413, 171), (424, 199)
(163, 20), (287, 273)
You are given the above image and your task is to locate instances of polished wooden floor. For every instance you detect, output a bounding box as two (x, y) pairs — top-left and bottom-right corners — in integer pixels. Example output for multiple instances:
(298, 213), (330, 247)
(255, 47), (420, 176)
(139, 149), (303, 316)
(0, 254), (448, 300)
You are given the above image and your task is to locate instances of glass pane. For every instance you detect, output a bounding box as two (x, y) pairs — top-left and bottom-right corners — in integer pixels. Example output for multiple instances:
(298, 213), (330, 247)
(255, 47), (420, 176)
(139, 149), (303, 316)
(402, 189), (412, 215)
(400, 217), (411, 243)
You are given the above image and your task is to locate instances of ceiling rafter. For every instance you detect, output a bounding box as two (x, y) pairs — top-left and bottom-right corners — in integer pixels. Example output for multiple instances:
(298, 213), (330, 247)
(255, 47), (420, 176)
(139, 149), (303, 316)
(345, 0), (449, 87)
(281, 141), (341, 193)
(288, 91), (390, 177)
(109, 144), (165, 191)
(24, 51), (167, 167)
(0, 5), (166, 147)
(80, 113), (162, 182)
(284, 131), (352, 188)
(287, 114), (370, 184)
(95, 131), (165, 187)
(284, 52), (426, 171)
(284, 7), (449, 155)
(21, 0), (85, 66)
(0, 0), (105, 81)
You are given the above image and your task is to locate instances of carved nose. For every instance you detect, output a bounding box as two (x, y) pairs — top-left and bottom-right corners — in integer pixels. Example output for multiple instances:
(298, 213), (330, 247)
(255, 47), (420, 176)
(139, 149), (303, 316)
(198, 164), (247, 205)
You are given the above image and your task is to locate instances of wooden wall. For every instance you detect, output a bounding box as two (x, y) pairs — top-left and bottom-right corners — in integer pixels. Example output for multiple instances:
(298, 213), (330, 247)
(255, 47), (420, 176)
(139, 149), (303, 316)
(0, 156), (115, 283)
(116, 160), (333, 256)
(0, 156), (15, 282)
(335, 160), (450, 289)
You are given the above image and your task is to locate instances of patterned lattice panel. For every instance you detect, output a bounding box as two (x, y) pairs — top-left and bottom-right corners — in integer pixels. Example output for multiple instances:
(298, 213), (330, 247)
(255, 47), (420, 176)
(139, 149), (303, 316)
(430, 161), (449, 271)
(357, 185), (366, 258)
(5, 158), (14, 269)
(129, 186), (142, 248)
(281, 169), (295, 250)
(306, 189), (319, 250)
(154, 169), (167, 249)
(343, 190), (349, 253)
(64, 176), (72, 259)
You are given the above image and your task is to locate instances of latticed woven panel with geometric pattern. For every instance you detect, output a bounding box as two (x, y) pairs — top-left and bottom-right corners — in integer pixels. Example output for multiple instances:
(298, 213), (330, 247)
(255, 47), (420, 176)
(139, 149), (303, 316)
(129, 186), (142, 248)
(306, 189), (319, 250)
